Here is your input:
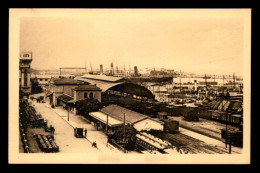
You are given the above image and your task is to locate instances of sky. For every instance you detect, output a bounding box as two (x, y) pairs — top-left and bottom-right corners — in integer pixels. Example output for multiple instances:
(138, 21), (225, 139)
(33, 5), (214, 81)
(20, 9), (247, 76)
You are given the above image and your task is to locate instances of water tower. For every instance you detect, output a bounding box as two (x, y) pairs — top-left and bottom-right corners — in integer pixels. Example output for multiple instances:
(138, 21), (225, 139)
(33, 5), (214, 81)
(19, 52), (32, 96)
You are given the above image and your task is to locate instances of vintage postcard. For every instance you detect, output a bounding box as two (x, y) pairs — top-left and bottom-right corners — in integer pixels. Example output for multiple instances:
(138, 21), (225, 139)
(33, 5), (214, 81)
(9, 8), (251, 164)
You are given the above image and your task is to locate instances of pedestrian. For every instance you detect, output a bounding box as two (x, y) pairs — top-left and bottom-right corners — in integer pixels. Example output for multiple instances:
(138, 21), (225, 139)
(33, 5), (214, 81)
(50, 125), (52, 134)
(74, 128), (77, 136)
(24, 145), (29, 153)
(84, 128), (87, 137)
(92, 141), (97, 148)
(52, 127), (55, 135)
(50, 125), (54, 135)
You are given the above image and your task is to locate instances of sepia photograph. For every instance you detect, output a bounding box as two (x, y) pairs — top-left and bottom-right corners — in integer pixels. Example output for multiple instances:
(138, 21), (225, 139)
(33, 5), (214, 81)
(9, 8), (251, 164)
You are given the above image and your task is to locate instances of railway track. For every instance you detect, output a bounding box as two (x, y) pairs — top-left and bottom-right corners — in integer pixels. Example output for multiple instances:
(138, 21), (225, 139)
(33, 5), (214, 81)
(164, 133), (230, 154)
(168, 117), (240, 142)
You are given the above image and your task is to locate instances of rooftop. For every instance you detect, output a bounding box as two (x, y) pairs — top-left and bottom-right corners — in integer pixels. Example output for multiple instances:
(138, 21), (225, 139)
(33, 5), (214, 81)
(89, 112), (123, 127)
(74, 84), (101, 91)
(57, 93), (74, 103)
(140, 132), (171, 146)
(31, 74), (53, 79)
(53, 78), (84, 85)
(77, 77), (124, 92)
(81, 74), (124, 82)
(100, 104), (147, 124)
(136, 132), (171, 150)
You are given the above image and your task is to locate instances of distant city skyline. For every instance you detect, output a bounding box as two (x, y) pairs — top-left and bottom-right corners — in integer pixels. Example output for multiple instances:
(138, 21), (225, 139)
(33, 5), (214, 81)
(20, 9), (246, 76)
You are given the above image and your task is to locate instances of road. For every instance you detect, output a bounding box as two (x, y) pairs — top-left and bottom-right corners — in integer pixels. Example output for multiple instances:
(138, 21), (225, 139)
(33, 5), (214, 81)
(31, 100), (100, 154)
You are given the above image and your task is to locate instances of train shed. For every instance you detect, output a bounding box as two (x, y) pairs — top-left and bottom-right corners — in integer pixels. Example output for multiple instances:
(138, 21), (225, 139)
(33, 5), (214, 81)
(77, 74), (155, 103)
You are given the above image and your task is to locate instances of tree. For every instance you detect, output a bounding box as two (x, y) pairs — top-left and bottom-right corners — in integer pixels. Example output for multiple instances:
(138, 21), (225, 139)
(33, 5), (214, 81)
(31, 78), (42, 94)
(76, 98), (102, 118)
(111, 124), (137, 150)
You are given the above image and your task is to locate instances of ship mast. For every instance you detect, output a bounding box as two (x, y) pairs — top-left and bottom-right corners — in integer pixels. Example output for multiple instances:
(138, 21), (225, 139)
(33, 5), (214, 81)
(233, 72), (236, 89)
(205, 74), (208, 99)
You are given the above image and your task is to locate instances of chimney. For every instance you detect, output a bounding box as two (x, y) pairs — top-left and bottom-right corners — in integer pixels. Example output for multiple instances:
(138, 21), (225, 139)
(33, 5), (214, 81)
(194, 80), (198, 91)
(134, 66), (138, 77)
(110, 62), (114, 75)
(100, 64), (103, 75)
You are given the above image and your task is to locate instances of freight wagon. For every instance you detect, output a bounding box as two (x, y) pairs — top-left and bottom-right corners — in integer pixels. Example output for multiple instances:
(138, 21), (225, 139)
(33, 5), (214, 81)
(163, 119), (179, 133)
(182, 108), (199, 122)
(221, 129), (243, 147)
(197, 100), (243, 126)
(163, 105), (187, 117)
(157, 112), (179, 133)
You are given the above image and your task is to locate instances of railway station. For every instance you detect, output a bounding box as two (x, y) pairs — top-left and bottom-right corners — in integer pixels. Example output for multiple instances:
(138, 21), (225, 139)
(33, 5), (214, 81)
(11, 9), (251, 165)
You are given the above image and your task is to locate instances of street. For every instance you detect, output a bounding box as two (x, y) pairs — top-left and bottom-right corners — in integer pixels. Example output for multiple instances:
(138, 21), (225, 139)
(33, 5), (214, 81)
(32, 99), (100, 154)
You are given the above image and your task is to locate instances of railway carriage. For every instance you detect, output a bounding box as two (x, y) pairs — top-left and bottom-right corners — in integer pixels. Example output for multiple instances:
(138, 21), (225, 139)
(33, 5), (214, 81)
(135, 132), (172, 153)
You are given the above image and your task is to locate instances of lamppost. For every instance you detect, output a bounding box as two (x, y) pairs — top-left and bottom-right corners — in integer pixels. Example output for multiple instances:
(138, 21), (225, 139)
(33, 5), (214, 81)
(222, 75), (227, 149)
(66, 105), (69, 121)
(123, 112), (126, 153)
(106, 113), (109, 145)
(106, 113), (108, 136)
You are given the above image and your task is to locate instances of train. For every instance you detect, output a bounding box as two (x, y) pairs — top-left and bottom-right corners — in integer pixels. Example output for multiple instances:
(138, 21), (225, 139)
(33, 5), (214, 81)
(197, 100), (243, 126)
(102, 94), (243, 126)
(135, 132), (172, 153)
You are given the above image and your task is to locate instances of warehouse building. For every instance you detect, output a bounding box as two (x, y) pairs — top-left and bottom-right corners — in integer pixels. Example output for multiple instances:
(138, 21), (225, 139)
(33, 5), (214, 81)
(30, 74), (53, 86)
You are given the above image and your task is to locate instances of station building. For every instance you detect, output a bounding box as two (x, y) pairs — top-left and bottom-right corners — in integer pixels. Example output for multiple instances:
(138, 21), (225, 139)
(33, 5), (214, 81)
(46, 78), (102, 112)
(89, 104), (164, 133)
(45, 74), (156, 116)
